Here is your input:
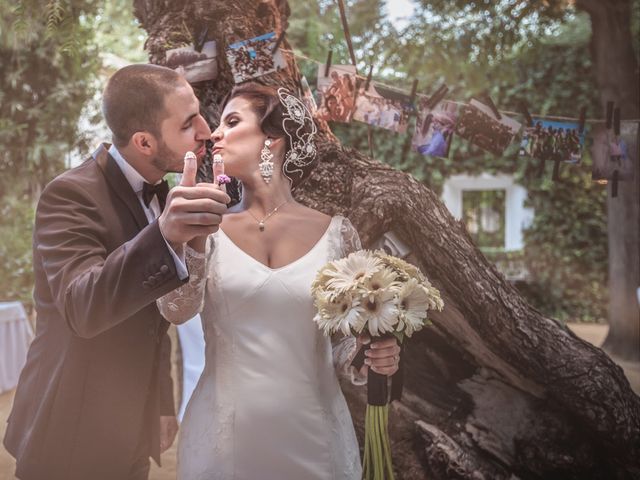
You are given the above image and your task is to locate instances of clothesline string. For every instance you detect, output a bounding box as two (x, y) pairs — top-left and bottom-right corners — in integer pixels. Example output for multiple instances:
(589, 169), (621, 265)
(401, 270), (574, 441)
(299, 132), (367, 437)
(281, 48), (640, 124)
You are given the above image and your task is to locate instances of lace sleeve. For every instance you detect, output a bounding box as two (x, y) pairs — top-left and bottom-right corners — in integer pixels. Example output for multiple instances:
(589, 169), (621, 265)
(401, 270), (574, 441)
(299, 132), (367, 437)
(156, 240), (209, 325)
(331, 216), (367, 385)
(339, 216), (362, 256)
(332, 334), (367, 385)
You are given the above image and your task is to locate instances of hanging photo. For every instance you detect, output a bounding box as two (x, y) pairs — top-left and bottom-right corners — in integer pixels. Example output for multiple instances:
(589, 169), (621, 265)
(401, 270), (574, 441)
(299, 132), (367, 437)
(412, 99), (459, 158)
(299, 75), (317, 115)
(520, 119), (585, 164)
(166, 41), (218, 83)
(455, 99), (522, 156)
(226, 32), (287, 84)
(591, 122), (638, 182)
(316, 65), (357, 122)
(353, 83), (411, 133)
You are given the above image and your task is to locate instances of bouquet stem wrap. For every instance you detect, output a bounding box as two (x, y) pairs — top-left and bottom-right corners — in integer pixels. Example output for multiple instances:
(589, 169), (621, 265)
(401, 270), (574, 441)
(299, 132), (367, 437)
(357, 333), (399, 480)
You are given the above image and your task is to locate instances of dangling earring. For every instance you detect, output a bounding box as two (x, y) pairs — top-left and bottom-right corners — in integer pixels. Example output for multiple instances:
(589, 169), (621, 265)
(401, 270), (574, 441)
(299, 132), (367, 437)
(259, 138), (274, 184)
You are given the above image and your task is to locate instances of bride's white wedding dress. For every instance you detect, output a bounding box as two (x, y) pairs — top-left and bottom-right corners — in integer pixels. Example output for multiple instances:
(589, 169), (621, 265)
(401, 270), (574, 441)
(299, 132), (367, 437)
(158, 215), (364, 480)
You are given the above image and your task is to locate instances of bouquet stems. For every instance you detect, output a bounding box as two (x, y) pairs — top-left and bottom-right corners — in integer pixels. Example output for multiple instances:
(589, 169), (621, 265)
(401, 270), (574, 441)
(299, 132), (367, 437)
(362, 369), (394, 480)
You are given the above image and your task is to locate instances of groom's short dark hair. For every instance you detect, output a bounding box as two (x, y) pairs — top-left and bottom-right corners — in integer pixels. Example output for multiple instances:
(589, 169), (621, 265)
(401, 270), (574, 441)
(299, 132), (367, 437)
(102, 64), (184, 148)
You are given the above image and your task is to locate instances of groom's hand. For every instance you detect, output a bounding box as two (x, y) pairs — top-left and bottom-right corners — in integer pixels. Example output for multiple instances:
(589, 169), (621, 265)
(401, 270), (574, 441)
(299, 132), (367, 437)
(159, 152), (230, 248)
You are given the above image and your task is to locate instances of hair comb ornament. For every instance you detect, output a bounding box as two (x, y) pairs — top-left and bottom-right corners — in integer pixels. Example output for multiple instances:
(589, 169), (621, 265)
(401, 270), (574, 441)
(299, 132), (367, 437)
(277, 88), (318, 182)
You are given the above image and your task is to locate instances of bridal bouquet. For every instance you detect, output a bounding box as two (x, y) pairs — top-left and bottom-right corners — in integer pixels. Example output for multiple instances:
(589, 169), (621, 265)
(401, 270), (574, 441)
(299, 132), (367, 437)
(311, 250), (443, 480)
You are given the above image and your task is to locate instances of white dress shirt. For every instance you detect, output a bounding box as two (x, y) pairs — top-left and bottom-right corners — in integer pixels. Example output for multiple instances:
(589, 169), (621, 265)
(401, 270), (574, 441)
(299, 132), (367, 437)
(108, 144), (188, 279)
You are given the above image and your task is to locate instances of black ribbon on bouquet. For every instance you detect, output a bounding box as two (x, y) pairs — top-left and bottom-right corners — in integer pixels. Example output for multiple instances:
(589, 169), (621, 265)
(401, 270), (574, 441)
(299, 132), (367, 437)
(351, 334), (405, 406)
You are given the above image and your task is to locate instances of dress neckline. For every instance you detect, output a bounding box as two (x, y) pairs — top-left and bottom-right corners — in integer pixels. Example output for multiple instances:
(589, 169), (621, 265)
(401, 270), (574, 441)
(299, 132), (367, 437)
(218, 216), (337, 273)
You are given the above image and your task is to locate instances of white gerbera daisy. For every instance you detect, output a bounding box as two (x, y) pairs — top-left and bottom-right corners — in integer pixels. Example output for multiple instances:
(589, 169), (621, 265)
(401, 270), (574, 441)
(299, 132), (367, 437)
(360, 288), (399, 336)
(376, 251), (424, 281)
(312, 262), (339, 296)
(396, 278), (431, 336)
(314, 293), (364, 335)
(424, 284), (445, 311)
(326, 251), (382, 293)
(363, 267), (401, 296)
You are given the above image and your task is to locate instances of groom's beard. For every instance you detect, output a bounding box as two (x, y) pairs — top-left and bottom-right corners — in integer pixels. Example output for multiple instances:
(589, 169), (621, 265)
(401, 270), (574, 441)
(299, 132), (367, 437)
(152, 140), (180, 174)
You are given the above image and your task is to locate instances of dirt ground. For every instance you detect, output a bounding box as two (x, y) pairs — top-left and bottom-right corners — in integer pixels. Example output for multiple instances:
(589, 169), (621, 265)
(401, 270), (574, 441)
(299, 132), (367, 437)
(1, 323), (638, 480)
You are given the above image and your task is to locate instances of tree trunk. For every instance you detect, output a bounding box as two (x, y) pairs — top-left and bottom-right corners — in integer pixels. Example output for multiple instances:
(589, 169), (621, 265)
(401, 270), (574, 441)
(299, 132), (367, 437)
(134, 1), (640, 478)
(575, 0), (640, 363)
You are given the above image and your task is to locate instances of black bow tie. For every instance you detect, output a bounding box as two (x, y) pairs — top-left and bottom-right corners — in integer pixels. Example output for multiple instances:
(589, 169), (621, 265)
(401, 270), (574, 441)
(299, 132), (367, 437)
(142, 180), (169, 211)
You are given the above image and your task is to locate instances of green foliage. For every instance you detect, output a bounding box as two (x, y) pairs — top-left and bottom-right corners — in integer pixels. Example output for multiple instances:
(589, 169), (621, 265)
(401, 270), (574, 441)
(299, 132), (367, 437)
(91, 0), (147, 63)
(0, 0), (101, 191)
(0, 0), (102, 308)
(288, 1), (607, 322)
(0, 193), (35, 306)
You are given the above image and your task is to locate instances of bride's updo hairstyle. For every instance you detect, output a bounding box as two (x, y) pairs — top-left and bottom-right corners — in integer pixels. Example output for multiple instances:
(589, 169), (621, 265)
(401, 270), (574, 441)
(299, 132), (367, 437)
(222, 82), (318, 188)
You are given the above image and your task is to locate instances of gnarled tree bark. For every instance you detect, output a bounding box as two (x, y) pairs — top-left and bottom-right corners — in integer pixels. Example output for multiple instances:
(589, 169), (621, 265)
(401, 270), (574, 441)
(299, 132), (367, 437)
(133, 1), (640, 478)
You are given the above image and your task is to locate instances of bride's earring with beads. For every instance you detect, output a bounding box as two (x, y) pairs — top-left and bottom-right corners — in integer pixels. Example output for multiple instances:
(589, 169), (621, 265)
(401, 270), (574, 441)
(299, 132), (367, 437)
(259, 138), (274, 184)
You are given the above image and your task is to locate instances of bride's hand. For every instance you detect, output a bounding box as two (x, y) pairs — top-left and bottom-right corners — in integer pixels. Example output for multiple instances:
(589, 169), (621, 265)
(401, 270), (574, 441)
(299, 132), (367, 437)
(185, 153), (229, 253)
(357, 334), (401, 377)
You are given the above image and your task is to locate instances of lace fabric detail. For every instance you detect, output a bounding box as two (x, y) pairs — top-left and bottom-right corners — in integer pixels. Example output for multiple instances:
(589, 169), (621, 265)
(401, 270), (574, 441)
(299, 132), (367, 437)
(338, 216), (363, 256)
(156, 241), (211, 324)
(332, 335), (367, 386)
(329, 216), (368, 385)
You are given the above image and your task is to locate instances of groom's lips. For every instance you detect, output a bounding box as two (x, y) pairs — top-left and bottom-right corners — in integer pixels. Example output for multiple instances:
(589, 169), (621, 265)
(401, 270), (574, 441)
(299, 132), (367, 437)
(195, 145), (206, 158)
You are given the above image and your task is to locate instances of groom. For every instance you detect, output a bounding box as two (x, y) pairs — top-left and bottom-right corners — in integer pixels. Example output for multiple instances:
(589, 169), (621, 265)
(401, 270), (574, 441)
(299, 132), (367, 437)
(3, 64), (229, 480)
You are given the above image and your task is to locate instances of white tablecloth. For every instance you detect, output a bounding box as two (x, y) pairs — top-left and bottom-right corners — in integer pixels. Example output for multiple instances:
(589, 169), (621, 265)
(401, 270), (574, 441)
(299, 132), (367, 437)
(176, 315), (205, 422)
(0, 301), (33, 394)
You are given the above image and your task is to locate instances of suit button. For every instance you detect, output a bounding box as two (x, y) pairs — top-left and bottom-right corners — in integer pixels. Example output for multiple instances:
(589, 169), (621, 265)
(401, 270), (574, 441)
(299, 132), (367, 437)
(142, 281), (150, 289)
(147, 276), (158, 287)
(160, 265), (169, 274)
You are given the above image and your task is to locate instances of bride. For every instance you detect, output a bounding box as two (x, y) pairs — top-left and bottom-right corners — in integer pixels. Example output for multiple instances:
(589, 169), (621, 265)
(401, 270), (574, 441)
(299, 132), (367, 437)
(158, 83), (401, 480)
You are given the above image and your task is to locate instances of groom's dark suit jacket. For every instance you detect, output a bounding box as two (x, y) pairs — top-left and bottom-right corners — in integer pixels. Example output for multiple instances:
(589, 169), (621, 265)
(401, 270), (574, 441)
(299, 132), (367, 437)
(4, 144), (187, 480)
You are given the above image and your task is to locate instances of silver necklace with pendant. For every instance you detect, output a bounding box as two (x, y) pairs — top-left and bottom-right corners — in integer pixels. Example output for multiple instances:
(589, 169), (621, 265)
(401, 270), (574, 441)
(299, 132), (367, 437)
(247, 200), (290, 231)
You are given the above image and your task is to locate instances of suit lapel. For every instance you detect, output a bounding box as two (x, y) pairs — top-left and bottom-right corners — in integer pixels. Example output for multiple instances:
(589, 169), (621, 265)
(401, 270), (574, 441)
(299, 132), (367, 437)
(92, 143), (149, 231)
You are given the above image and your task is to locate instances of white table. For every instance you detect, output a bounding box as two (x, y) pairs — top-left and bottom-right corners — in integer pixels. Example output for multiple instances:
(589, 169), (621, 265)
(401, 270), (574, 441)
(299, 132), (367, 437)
(0, 301), (33, 394)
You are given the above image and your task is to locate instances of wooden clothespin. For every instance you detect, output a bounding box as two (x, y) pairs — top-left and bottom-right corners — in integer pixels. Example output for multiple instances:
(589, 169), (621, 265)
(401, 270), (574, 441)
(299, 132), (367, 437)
(364, 65), (373, 91)
(271, 29), (286, 54)
(606, 101), (614, 130)
(520, 101), (534, 127)
(400, 79), (420, 162)
(483, 92), (501, 120)
(324, 49), (333, 77)
(611, 170), (619, 198)
(578, 106), (587, 134)
(408, 79), (419, 112)
(611, 106), (621, 198)
(426, 84), (448, 109)
(193, 23), (209, 53)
